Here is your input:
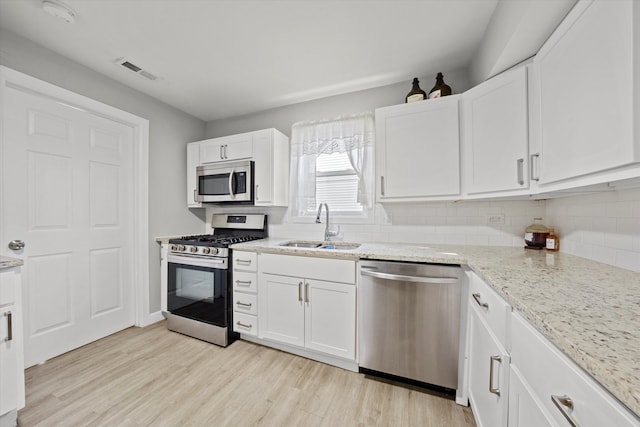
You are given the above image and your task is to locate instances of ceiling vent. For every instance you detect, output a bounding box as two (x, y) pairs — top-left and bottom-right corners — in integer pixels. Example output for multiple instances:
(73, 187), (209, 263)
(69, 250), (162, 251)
(114, 58), (159, 81)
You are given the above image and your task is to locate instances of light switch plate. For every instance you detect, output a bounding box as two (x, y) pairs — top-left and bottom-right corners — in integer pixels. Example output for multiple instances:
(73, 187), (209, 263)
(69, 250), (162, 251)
(486, 214), (506, 225)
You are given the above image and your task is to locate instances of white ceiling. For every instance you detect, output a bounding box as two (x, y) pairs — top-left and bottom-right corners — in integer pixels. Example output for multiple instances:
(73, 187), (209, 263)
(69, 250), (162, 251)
(0, 0), (561, 122)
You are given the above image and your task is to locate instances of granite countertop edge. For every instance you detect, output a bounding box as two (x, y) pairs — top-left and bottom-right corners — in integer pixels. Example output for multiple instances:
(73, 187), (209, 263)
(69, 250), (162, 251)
(0, 256), (24, 270)
(231, 238), (640, 418)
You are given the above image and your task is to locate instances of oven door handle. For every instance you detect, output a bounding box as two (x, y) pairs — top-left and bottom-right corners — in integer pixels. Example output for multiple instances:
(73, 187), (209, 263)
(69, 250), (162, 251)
(228, 168), (236, 199)
(167, 254), (227, 269)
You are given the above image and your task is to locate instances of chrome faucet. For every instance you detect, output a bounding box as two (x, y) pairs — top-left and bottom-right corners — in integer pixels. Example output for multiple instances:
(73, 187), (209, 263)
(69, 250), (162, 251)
(316, 203), (340, 241)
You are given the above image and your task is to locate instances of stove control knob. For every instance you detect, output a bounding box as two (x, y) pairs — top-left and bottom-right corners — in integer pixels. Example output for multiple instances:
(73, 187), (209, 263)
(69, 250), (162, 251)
(210, 247), (219, 255)
(178, 245), (186, 251)
(202, 247), (211, 254)
(190, 246), (198, 253)
(170, 245), (176, 251)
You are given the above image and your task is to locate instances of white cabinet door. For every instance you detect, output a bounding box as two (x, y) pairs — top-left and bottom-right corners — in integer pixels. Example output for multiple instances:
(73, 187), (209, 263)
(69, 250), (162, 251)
(252, 130), (274, 205)
(186, 142), (201, 208)
(260, 273), (304, 347)
(468, 304), (510, 427)
(534, 0), (639, 186)
(304, 279), (355, 359)
(0, 269), (21, 416)
(462, 66), (529, 196)
(200, 134), (253, 164)
(508, 365), (557, 427)
(375, 96), (460, 201)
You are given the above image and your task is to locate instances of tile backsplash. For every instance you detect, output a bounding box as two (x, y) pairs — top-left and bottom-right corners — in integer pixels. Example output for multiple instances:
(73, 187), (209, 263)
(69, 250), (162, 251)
(206, 188), (640, 272)
(545, 188), (640, 272)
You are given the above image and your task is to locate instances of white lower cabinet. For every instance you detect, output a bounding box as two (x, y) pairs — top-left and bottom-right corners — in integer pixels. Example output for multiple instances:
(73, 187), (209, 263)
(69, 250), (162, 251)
(258, 253), (356, 361)
(510, 311), (640, 427)
(508, 365), (556, 427)
(0, 266), (24, 426)
(467, 271), (640, 427)
(468, 281), (509, 427)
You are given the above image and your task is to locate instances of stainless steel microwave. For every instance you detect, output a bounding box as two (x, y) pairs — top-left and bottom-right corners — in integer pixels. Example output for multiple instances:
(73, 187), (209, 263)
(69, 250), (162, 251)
(196, 160), (254, 203)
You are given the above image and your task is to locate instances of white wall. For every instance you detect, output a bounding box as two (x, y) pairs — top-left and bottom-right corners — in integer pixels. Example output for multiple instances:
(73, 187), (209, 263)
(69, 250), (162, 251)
(205, 68), (471, 138)
(0, 28), (207, 314)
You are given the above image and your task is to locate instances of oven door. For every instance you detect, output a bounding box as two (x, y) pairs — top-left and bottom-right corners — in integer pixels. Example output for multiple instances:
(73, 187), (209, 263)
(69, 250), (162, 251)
(167, 254), (229, 327)
(196, 160), (253, 203)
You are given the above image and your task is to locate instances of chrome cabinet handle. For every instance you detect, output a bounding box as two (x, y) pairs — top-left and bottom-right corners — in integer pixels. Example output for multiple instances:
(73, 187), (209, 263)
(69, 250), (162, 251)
(255, 184), (259, 201)
(236, 321), (252, 329)
(305, 282), (309, 303)
(219, 145), (224, 160)
(517, 158), (524, 185)
(193, 189), (198, 203)
(551, 394), (579, 427)
(380, 176), (385, 196)
(236, 259), (252, 265)
(530, 153), (540, 181)
(4, 311), (12, 342)
(489, 355), (501, 395)
(235, 279), (252, 286)
(236, 301), (252, 308)
(298, 281), (303, 302)
(472, 293), (489, 309)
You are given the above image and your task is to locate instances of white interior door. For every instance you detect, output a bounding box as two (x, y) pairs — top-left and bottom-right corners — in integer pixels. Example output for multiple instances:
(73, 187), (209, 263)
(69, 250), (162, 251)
(3, 83), (136, 367)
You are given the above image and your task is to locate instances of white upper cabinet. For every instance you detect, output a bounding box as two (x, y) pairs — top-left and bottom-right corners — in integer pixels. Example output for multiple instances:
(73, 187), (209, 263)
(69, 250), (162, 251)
(199, 133), (253, 164)
(533, 0), (640, 189)
(186, 142), (201, 208)
(462, 66), (529, 197)
(375, 96), (461, 202)
(186, 128), (289, 207)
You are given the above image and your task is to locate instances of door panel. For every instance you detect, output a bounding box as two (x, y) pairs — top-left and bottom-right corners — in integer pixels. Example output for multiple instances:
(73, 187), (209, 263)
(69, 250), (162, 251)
(259, 273), (304, 347)
(3, 84), (135, 367)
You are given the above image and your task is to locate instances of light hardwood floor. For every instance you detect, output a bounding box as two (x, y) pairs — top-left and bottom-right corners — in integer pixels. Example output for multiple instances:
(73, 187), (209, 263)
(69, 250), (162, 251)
(18, 321), (476, 427)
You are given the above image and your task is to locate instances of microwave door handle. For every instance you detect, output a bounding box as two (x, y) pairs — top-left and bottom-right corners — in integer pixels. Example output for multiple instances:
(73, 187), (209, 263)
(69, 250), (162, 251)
(228, 168), (236, 198)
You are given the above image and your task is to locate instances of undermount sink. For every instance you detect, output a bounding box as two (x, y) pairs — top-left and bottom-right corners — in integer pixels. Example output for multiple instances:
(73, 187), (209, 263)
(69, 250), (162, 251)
(280, 241), (322, 248)
(279, 241), (361, 250)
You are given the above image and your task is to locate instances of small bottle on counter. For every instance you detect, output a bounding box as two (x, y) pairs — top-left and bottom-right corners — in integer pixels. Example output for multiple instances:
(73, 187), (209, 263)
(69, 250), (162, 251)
(405, 78), (427, 103)
(545, 227), (559, 252)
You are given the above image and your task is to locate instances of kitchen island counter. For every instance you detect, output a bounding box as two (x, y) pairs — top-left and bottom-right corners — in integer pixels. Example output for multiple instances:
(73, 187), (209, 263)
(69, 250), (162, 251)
(232, 238), (640, 418)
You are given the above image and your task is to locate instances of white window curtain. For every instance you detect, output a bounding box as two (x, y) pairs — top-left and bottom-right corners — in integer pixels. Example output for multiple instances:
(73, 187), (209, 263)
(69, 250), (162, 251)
(289, 112), (375, 218)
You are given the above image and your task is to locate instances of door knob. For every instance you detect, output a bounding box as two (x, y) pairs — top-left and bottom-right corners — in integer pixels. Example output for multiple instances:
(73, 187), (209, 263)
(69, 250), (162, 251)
(8, 240), (25, 250)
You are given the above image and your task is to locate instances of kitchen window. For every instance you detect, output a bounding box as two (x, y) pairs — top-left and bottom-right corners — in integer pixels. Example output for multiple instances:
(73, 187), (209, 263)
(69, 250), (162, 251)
(289, 112), (374, 222)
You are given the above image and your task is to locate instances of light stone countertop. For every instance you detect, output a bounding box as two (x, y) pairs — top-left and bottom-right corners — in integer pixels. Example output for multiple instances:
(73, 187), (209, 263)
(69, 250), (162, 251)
(231, 237), (640, 418)
(0, 256), (23, 270)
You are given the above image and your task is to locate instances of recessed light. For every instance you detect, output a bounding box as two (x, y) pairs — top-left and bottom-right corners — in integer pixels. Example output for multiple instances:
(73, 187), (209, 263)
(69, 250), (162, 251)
(42, 0), (77, 24)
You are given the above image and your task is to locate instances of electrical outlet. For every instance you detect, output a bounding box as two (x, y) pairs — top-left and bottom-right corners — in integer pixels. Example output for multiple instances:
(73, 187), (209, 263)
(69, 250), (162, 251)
(487, 214), (506, 225)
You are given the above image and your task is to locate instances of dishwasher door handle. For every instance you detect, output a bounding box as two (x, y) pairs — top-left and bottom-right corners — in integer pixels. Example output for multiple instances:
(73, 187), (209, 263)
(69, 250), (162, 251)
(360, 269), (459, 284)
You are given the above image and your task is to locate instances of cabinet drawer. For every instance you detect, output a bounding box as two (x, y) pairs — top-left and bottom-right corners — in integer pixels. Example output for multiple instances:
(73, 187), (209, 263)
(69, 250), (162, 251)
(260, 253), (355, 284)
(0, 270), (16, 307)
(233, 251), (257, 272)
(511, 311), (640, 427)
(233, 271), (257, 293)
(467, 271), (510, 348)
(234, 312), (258, 337)
(233, 292), (257, 315)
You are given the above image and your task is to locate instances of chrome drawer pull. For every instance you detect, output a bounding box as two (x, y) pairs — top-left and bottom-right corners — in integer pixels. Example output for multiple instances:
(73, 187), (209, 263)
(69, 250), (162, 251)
(4, 311), (12, 342)
(551, 394), (579, 427)
(489, 355), (501, 395)
(236, 259), (252, 265)
(236, 301), (252, 308)
(236, 321), (252, 329)
(235, 280), (252, 286)
(472, 293), (489, 309)
(517, 158), (524, 185)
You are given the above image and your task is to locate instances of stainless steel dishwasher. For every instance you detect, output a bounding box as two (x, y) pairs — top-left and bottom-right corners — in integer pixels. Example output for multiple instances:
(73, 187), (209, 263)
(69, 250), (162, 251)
(358, 260), (463, 390)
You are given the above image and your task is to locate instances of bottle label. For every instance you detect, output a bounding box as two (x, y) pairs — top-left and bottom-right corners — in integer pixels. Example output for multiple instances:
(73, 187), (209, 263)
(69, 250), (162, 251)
(546, 238), (556, 250)
(429, 90), (442, 99)
(525, 232), (533, 242)
(407, 93), (425, 103)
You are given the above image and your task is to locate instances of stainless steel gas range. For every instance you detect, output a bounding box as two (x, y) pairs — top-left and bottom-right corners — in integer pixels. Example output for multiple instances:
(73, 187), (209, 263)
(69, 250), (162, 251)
(163, 213), (267, 346)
